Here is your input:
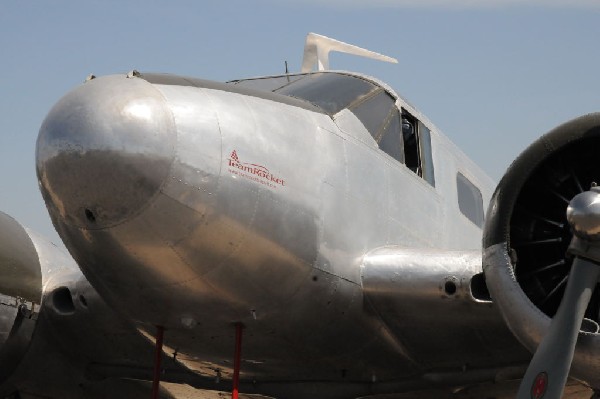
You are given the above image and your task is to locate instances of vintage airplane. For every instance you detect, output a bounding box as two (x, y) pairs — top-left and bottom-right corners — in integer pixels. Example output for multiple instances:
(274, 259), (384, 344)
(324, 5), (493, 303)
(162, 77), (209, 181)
(2, 32), (600, 399)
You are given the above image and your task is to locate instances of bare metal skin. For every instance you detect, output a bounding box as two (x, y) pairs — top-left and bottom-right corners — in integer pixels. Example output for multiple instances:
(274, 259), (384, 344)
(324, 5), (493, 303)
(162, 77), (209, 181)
(4, 34), (596, 398)
(34, 71), (531, 398)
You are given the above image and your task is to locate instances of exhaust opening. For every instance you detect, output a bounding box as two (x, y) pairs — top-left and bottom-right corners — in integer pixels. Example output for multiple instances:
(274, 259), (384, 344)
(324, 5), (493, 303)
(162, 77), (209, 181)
(470, 272), (492, 302)
(52, 287), (75, 315)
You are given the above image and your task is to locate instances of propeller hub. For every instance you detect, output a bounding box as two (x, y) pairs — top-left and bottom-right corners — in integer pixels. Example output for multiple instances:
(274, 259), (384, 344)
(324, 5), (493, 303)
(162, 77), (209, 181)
(567, 186), (600, 241)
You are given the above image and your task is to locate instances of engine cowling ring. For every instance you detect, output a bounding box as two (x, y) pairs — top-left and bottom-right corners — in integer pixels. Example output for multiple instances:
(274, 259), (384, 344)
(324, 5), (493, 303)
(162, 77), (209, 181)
(483, 112), (600, 387)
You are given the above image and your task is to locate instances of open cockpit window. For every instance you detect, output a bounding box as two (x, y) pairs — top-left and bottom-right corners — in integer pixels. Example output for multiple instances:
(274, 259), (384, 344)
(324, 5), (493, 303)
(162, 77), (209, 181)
(402, 113), (419, 173)
(400, 111), (435, 187)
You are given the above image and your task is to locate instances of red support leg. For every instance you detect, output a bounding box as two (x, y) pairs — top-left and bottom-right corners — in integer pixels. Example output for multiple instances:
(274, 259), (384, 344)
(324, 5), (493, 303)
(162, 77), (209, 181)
(151, 325), (165, 399)
(232, 323), (244, 399)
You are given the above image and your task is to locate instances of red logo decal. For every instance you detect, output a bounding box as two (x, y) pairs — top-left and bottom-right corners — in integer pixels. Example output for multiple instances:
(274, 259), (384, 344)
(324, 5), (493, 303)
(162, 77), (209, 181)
(531, 372), (548, 399)
(230, 150), (240, 163)
(227, 150), (285, 189)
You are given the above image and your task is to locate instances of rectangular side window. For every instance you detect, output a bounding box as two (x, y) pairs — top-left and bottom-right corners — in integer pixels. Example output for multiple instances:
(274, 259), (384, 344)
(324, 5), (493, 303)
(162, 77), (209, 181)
(456, 172), (484, 228)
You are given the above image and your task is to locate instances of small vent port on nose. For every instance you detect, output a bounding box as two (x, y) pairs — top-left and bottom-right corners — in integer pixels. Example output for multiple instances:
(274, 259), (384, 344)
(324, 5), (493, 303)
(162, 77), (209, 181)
(52, 287), (75, 315)
(85, 208), (96, 223)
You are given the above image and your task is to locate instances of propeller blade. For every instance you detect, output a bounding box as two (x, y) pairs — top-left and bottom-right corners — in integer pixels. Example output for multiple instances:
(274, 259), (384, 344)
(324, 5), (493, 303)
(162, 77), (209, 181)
(516, 256), (600, 399)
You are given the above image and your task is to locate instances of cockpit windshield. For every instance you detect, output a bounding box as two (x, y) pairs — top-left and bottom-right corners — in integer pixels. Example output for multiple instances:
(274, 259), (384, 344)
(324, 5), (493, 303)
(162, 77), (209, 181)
(276, 73), (377, 114)
(230, 72), (380, 115)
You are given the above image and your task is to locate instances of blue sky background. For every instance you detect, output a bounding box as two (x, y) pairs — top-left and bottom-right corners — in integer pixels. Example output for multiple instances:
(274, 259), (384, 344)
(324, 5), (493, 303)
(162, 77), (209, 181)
(1, 1), (599, 244)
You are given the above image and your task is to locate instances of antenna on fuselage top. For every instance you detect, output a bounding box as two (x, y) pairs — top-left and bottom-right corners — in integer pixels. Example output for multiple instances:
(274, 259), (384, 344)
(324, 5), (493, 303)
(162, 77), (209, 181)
(300, 32), (398, 73)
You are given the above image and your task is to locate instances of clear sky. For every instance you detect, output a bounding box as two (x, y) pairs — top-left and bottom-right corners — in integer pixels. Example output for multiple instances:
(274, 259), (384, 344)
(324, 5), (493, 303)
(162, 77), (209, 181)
(1, 0), (599, 244)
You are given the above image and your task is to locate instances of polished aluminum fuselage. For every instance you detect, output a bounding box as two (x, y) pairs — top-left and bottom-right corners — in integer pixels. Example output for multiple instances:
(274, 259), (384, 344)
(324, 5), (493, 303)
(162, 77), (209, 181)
(36, 72), (529, 396)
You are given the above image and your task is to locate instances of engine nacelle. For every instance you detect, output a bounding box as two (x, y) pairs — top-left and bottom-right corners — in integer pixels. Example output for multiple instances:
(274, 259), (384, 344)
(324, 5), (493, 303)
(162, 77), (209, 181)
(483, 112), (600, 387)
(0, 212), (43, 388)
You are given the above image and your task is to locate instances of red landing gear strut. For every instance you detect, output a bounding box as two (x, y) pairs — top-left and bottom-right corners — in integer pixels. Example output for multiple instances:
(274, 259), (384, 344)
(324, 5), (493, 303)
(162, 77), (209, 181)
(232, 323), (244, 399)
(151, 325), (165, 399)
(150, 323), (244, 399)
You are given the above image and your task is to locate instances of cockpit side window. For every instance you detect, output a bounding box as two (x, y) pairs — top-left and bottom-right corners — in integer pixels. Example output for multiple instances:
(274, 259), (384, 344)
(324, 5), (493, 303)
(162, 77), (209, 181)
(402, 113), (420, 173)
(401, 110), (435, 187)
(349, 89), (395, 138)
(377, 110), (404, 163)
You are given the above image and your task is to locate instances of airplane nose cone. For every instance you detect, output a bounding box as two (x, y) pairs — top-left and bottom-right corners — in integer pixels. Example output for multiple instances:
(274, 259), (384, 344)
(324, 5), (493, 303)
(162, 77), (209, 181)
(36, 75), (176, 229)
